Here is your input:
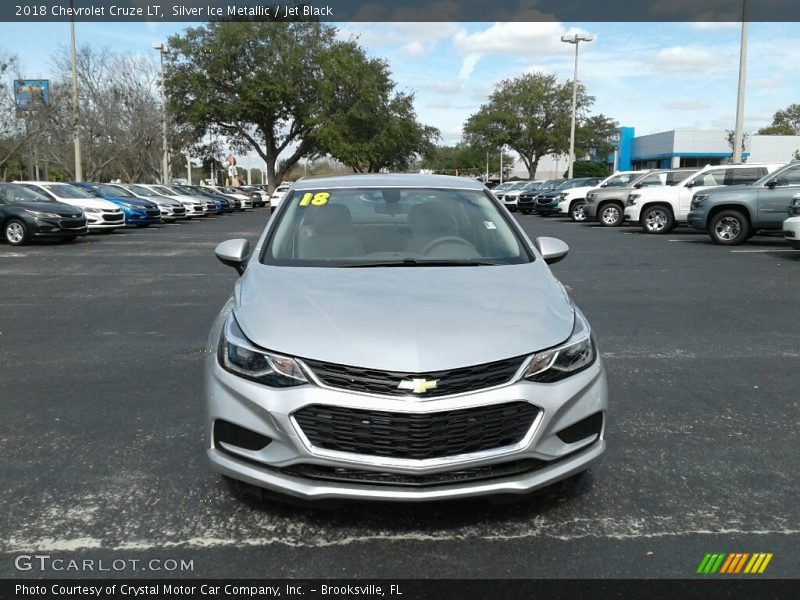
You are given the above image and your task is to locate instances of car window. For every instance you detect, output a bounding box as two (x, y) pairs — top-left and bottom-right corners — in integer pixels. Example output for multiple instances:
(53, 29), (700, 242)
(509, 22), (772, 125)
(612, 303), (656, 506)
(771, 165), (800, 186)
(0, 183), (54, 203)
(724, 168), (767, 185)
(153, 185), (178, 196)
(689, 170), (727, 187)
(263, 187), (531, 267)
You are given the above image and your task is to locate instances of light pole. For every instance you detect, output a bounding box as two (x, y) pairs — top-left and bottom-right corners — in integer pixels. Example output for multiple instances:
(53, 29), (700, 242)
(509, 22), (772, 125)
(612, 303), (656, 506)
(561, 33), (593, 179)
(69, 0), (82, 181)
(732, 0), (749, 164)
(153, 42), (170, 185)
(499, 148), (504, 185)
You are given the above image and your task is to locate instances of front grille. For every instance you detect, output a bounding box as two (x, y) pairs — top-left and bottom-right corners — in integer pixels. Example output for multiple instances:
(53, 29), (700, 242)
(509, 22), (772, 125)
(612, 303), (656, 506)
(146, 209), (160, 217)
(785, 230), (795, 238)
(58, 218), (86, 229)
(302, 355), (526, 398)
(102, 213), (124, 222)
(293, 402), (539, 460)
(281, 458), (547, 487)
(173, 207), (186, 215)
(537, 196), (555, 205)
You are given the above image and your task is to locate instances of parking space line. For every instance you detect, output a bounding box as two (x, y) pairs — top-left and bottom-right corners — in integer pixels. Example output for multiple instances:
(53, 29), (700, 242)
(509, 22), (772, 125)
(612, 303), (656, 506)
(730, 249), (800, 253)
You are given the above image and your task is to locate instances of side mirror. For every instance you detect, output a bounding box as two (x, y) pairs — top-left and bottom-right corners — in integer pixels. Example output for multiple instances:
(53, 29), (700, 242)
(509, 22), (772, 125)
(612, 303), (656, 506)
(215, 238), (250, 275)
(685, 180), (695, 188)
(767, 180), (778, 189)
(534, 237), (569, 265)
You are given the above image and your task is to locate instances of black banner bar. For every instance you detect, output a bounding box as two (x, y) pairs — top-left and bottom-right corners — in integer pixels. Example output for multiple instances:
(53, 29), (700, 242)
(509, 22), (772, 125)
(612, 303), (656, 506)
(3, 579), (800, 600)
(4, 0), (800, 23)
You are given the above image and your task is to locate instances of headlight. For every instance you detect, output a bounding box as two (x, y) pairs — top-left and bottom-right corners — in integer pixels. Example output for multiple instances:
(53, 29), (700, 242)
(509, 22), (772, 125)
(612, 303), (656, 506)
(791, 197), (800, 208)
(218, 316), (308, 387)
(26, 210), (61, 219)
(559, 193), (568, 202)
(627, 193), (640, 206)
(691, 194), (709, 209)
(586, 194), (595, 203)
(524, 310), (596, 383)
(83, 207), (102, 213)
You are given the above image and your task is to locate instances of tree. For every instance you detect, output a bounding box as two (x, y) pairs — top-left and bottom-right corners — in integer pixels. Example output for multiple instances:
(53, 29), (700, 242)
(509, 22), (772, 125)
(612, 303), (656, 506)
(314, 41), (438, 173)
(576, 114), (619, 162)
(419, 143), (513, 179)
(568, 160), (608, 178)
(26, 46), (164, 182)
(464, 72), (594, 178)
(725, 129), (749, 162)
(758, 104), (800, 135)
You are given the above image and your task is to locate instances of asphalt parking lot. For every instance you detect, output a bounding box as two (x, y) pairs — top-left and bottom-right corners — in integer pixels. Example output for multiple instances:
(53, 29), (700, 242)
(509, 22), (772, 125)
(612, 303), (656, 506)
(1, 210), (798, 579)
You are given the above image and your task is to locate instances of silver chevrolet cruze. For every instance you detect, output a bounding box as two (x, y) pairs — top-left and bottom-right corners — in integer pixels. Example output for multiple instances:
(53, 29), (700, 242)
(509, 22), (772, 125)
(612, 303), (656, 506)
(205, 174), (607, 503)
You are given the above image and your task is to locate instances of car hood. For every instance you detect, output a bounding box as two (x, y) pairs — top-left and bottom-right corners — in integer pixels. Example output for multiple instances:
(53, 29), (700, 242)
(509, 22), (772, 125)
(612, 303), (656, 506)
(105, 195), (155, 207)
(233, 262), (575, 372)
(53, 197), (119, 210)
(696, 184), (758, 199)
(564, 185), (597, 197)
(146, 195), (183, 207)
(11, 201), (83, 216)
(589, 186), (636, 199)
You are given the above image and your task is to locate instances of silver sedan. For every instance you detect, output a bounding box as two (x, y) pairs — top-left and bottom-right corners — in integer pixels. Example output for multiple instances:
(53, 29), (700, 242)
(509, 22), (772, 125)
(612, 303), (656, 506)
(204, 174), (607, 503)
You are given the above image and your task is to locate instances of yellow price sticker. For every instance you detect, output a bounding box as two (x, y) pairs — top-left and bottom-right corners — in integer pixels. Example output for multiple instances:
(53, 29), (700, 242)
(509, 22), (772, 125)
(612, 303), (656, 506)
(298, 191), (330, 206)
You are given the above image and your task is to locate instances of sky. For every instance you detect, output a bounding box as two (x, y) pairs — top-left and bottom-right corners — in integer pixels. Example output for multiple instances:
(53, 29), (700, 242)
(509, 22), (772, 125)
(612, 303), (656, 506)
(2, 20), (799, 164)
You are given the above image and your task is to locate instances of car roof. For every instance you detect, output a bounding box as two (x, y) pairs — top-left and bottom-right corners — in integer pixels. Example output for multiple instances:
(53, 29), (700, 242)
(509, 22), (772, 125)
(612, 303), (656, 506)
(293, 173), (487, 191)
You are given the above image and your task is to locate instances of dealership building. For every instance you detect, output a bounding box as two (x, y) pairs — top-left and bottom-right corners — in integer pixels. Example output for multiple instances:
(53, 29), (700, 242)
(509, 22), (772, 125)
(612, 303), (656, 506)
(527, 128), (800, 179)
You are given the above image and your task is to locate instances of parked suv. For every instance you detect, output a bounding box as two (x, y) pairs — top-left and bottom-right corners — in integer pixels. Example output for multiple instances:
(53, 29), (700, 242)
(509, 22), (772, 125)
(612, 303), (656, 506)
(516, 179), (561, 214)
(783, 194), (800, 249)
(687, 161), (800, 245)
(625, 164), (783, 234)
(583, 170), (688, 227)
(532, 178), (602, 216)
(556, 171), (641, 222)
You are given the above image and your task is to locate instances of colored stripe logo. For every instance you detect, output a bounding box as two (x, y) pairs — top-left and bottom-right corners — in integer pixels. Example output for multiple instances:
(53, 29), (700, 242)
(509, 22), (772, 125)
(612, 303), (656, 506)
(696, 553), (773, 574)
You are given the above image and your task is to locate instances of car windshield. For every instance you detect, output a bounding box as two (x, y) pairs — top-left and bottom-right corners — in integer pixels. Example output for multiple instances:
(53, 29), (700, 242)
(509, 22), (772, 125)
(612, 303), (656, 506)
(755, 164), (800, 187)
(602, 173), (641, 187)
(522, 182), (542, 191)
(263, 187), (531, 267)
(91, 183), (134, 197)
(0, 183), (53, 203)
(129, 184), (159, 197)
(39, 183), (97, 199)
(152, 185), (178, 196)
(538, 180), (563, 191)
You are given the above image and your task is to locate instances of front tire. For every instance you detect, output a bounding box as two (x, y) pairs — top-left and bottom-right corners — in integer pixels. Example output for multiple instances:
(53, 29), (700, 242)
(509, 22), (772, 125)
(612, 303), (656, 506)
(4, 219), (29, 246)
(570, 201), (586, 222)
(708, 210), (750, 245)
(641, 205), (675, 234)
(598, 203), (623, 227)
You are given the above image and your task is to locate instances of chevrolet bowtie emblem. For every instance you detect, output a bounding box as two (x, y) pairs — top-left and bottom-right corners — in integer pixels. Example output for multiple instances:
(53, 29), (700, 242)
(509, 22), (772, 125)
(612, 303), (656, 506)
(398, 378), (439, 394)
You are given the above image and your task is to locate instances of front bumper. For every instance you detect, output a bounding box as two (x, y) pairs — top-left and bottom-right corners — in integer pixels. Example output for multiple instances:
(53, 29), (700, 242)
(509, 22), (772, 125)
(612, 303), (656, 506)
(205, 349), (608, 502)
(534, 198), (559, 214)
(783, 216), (800, 242)
(30, 216), (89, 238)
(624, 205), (641, 223)
(85, 212), (124, 230)
(686, 209), (708, 230)
(124, 209), (161, 226)
(582, 202), (598, 220)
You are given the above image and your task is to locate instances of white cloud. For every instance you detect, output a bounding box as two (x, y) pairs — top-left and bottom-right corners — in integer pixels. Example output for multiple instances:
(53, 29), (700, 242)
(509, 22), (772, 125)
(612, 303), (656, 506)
(458, 53), (483, 81)
(400, 41), (426, 58)
(452, 22), (595, 57)
(663, 100), (709, 111)
(651, 46), (718, 73)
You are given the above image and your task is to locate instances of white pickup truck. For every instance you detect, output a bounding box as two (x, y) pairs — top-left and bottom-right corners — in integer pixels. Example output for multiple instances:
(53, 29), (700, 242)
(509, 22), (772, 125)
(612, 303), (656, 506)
(624, 163), (784, 234)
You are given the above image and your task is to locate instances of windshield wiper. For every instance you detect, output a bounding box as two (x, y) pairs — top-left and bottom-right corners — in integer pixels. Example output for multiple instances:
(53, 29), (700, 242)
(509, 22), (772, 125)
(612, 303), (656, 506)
(340, 259), (501, 268)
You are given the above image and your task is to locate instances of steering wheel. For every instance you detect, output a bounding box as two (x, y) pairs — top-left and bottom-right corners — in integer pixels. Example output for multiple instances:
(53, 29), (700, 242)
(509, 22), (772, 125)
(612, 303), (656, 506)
(422, 236), (478, 257)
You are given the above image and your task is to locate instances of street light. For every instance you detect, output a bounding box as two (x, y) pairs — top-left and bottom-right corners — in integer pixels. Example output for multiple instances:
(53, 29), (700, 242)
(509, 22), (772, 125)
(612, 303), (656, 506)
(561, 33), (593, 179)
(69, 0), (82, 181)
(153, 42), (170, 185)
(732, 0), (749, 164)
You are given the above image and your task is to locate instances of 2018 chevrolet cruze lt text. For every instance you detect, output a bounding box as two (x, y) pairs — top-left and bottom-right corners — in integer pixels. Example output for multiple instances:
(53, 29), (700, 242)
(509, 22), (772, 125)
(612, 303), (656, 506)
(204, 174), (607, 503)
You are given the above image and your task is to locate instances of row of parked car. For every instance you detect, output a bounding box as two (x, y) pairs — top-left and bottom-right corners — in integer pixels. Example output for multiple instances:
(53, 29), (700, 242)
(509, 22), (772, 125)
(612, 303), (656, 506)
(0, 180), (294, 246)
(493, 161), (800, 247)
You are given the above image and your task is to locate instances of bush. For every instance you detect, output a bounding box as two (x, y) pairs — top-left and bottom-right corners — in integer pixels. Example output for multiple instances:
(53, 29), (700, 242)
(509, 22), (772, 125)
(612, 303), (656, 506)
(565, 161), (609, 178)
